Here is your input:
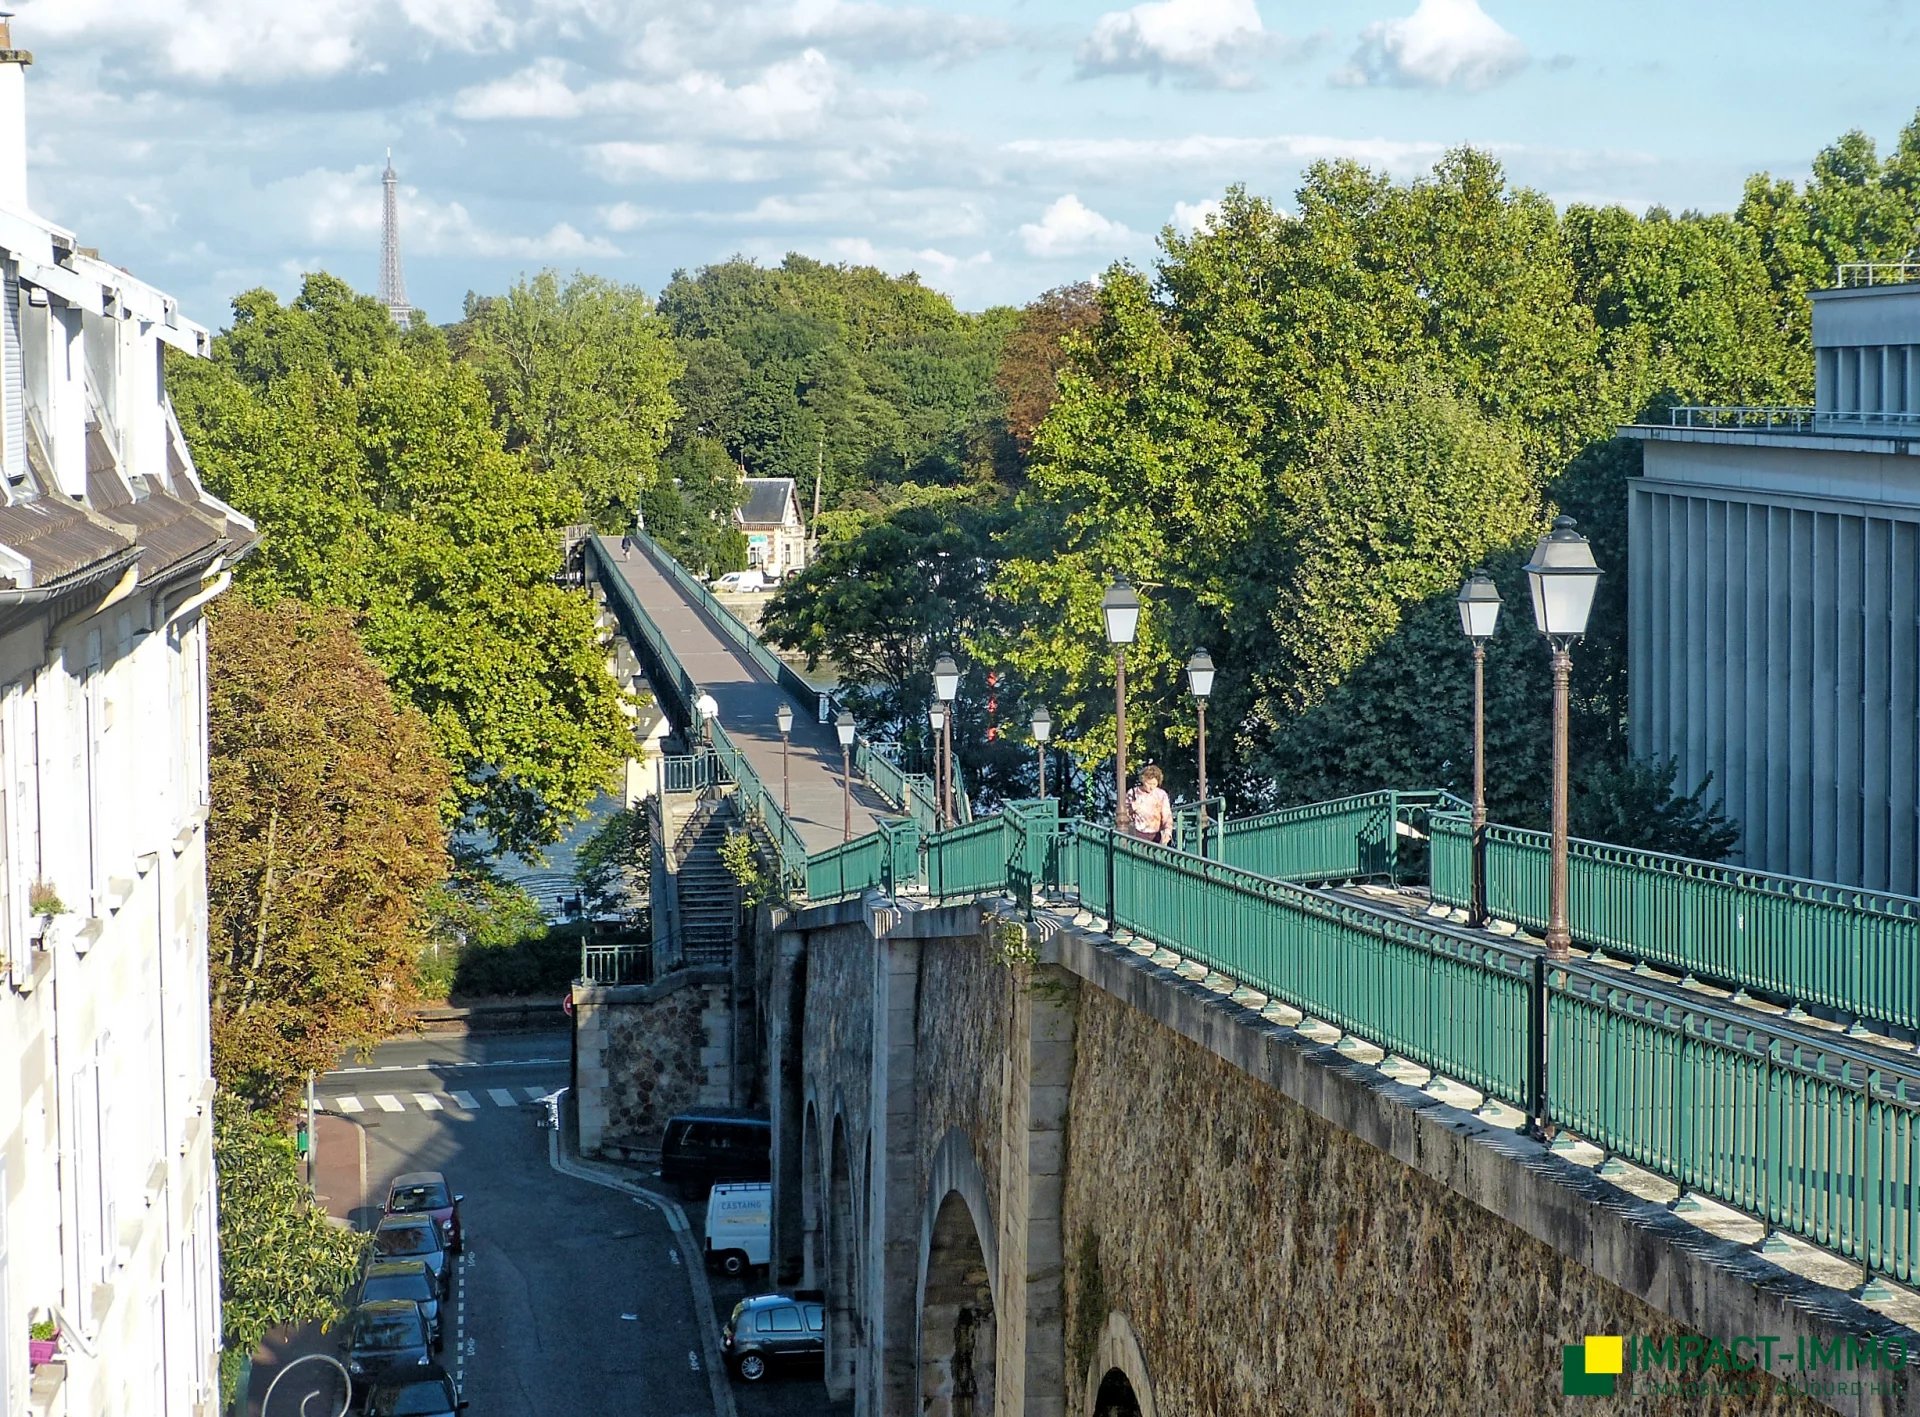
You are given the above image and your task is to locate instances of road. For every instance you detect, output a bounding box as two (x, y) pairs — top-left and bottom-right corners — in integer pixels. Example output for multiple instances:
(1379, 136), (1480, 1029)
(294, 1028), (840, 1417)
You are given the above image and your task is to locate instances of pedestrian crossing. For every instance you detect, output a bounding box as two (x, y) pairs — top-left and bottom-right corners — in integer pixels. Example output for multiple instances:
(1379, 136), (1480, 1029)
(329, 1084), (558, 1118)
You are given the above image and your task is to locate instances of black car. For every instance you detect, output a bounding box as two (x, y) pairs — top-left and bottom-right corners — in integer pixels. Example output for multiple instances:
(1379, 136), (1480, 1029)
(354, 1260), (443, 1350)
(363, 1364), (467, 1416)
(721, 1293), (826, 1382)
(342, 1300), (433, 1390)
(660, 1109), (771, 1197)
(371, 1216), (451, 1299)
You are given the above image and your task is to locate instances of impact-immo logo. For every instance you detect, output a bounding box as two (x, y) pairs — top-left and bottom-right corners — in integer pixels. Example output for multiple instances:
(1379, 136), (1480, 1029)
(1563, 1332), (1909, 1401)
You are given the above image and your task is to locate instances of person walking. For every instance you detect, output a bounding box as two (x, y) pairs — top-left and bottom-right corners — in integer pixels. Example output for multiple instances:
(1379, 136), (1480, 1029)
(1128, 764), (1173, 845)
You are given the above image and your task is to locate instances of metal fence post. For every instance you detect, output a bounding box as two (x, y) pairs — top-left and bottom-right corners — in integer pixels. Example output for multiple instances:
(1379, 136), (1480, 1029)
(1528, 953), (1549, 1138)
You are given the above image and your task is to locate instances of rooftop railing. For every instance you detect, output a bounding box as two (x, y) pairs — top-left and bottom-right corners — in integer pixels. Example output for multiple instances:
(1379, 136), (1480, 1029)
(1667, 405), (1815, 431)
(1837, 262), (1920, 288)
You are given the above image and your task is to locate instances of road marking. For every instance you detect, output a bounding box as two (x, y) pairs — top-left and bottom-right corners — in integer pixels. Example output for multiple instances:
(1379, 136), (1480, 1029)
(486, 1088), (518, 1107)
(326, 1056), (566, 1078)
(522, 1086), (552, 1102)
(334, 1095), (363, 1113)
(669, 1248), (680, 1266)
(450, 1090), (478, 1109)
(689, 1349), (701, 1372)
(414, 1093), (443, 1110)
(373, 1094), (404, 1113)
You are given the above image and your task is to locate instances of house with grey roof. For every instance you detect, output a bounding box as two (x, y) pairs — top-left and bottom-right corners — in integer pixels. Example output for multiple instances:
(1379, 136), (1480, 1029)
(736, 476), (808, 580)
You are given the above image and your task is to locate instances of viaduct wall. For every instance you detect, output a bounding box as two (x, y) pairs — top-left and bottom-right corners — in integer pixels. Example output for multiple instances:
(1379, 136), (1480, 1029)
(760, 896), (1919, 1417)
(571, 965), (732, 1158)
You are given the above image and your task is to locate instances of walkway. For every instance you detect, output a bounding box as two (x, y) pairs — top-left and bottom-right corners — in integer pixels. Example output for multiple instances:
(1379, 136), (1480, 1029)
(604, 540), (895, 854)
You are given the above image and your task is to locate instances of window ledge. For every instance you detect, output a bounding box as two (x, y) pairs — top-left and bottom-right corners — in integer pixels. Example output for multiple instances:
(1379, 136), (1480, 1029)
(27, 1357), (66, 1417)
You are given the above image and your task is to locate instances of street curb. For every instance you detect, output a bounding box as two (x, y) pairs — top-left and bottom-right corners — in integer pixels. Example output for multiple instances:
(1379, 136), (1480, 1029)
(545, 1089), (737, 1417)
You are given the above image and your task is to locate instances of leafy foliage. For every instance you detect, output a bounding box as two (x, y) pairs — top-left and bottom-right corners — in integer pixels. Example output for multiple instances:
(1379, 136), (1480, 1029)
(214, 1094), (365, 1357)
(1573, 757), (1742, 862)
(419, 867), (550, 999)
(576, 808), (652, 921)
(207, 599), (452, 1107)
(457, 271), (683, 532)
(170, 273), (628, 856)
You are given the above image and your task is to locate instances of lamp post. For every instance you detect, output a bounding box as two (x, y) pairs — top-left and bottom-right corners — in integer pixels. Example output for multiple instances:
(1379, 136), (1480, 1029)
(934, 653), (960, 827)
(1102, 579), (1141, 832)
(835, 710), (856, 843)
(1523, 517), (1602, 961)
(1456, 569), (1502, 928)
(928, 703), (948, 829)
(1031, 705), (1053, 799)
(776, 701), (793, 817)
(1185, 649), (1215, 841)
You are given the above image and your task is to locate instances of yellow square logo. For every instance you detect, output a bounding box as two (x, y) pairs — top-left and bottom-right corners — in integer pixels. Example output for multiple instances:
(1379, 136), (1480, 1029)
(1584, 1336), (1624, 1375)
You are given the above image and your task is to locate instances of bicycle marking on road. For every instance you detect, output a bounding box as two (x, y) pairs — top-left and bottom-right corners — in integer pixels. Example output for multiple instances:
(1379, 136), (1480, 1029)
(487, 1087), (519, 1107)
(413, 1093), (442, 1110)
(450, 1090), (479, 1109)
(373, 1094), (404, 1112)
(689, 1349), (702, 1372)
(334, 1095), (363, 1113)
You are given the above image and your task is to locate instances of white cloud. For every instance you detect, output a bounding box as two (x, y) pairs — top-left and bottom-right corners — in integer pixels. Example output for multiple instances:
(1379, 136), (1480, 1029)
(1170, 197), (1223, 234)
(1077, 0), (1296, 88)
(23, 0), (515, 81)
(287, 166), (620, 260)
(1005, 133), (1454, 177)
(598, 202), (655, 233)
(625, 0), (1010, 72)
(1019, 195), (1136, 259)
(824, 235), (991, 280)
(1335, 0), (1527, 91)
(589, 142), (784, 184)
(453, 56), (583, 119)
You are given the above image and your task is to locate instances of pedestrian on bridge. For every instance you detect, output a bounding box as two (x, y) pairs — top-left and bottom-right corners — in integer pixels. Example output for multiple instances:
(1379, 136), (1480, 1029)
(1128, 764), (1173, 845)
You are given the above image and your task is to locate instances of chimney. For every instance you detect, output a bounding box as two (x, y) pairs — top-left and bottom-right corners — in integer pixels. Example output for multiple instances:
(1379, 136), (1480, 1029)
(0, 13), (31, 213)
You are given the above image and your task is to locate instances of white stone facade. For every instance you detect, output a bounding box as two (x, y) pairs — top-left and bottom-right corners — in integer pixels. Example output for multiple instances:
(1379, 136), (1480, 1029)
(0, 22), (250, 1417)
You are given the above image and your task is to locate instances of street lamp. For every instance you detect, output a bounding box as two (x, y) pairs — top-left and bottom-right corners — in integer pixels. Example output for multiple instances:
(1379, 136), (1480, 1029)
(1524, 516), (1602, 960)
(1456, 568), (1502, 928)
(1102, 578), (1141, 832)
(1185, 648), (1215, 840)
(1031, 705), (1053, 799)
(835, 710), (857, 843)
(776, 700), (794, 817)
(934, 653), (959, 828)
(928, 704), (947, 829)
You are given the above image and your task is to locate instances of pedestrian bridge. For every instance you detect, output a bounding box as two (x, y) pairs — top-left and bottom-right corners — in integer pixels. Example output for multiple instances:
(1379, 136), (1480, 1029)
(583, 530), (1920, 1414)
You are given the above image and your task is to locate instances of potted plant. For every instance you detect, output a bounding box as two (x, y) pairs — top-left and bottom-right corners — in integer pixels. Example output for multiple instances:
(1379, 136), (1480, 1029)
(27, 882), (70, 949)
(27, 1317), (58, 1366)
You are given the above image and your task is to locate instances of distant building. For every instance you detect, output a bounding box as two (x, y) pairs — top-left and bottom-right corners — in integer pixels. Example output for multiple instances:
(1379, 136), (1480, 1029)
(736, 477), (807, 579)
(0, 19), (253, 1416)
(1625, 266), (1920, 893)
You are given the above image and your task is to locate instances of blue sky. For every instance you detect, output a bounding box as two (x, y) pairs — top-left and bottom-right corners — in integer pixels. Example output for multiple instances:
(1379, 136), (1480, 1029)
(15, 0), (1920, 325)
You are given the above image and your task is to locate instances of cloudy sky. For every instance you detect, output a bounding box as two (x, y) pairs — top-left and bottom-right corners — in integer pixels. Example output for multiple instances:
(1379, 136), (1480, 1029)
(14, 0), (1920, 326)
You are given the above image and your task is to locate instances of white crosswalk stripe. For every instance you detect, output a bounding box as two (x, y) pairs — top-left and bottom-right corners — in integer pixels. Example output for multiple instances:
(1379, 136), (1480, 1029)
(374, 1094), (404, 1113)
(335, 1096), (363, 1114)
(326, 1085), (561, 1118)
(450, 1091), (479, 1110)
(414, 1094), (442, 1111)
(523, 1086), (551, 1102)
(487, 1088), (519, 1108)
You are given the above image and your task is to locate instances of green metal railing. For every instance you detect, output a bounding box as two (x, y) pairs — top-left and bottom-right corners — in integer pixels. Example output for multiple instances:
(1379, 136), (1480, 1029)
(589, 537), (699, 723)
(711, 722), (809, 887)
(926, 815), (1014, 902)
(1172, 799), (1226, 858)
(1429, 814), (1920, 1035)
(1218, 790), (1405, 882)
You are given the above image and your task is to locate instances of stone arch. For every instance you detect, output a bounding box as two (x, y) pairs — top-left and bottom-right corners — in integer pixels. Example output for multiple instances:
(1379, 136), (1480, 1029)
(918, 1129), (999, 1417)
(801, 1100), (823, 1288)
(1082, 1313), (1158, 1417)
(826, 1111), (858, 1396)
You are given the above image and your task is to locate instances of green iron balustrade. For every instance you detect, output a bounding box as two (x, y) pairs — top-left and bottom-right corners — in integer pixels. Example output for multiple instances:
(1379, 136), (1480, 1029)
(1217, 790), (1405, 882)
(925, 814), (1014, 903)
(1428, 814), (1920, 1036)
(804, 818), (922, 903)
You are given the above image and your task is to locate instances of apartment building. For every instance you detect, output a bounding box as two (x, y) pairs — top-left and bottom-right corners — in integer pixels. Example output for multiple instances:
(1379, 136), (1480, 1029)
(0, 21), (254, 1417)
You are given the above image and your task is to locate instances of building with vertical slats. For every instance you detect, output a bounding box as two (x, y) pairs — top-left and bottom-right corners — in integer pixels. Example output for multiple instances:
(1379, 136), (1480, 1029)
(1626, 268), (1920, 894)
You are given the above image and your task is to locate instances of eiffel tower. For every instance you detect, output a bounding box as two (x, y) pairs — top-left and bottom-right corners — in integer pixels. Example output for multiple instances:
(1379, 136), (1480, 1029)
(380, 150), (412, 330)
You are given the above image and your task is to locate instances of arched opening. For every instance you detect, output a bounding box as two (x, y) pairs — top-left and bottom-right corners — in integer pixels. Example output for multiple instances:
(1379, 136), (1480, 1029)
(1093, 1369), (1142, 1417)
(919, 1190), (996, 1417)
(800, 1102), (822, 1288)
(826, 1114), (857, 1396)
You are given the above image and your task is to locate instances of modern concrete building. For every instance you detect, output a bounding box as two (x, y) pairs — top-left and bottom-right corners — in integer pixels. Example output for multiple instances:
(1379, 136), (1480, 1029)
(1626, 266), (1920, 893)
(736, 477), (808, 579)
(0, 20), (253, 1417)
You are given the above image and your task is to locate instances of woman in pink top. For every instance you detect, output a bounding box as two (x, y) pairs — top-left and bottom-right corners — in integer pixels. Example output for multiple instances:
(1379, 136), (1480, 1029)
(1128, 764), (1174, 845)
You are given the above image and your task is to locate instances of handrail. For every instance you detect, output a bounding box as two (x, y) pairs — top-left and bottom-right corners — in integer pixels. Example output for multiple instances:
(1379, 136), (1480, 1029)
(1667, 405), (1814, 431)
(1837, 262), (1920, 288)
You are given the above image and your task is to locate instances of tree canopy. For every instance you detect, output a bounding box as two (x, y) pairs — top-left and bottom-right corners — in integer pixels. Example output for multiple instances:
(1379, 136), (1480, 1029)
(170, 273), (629, 856)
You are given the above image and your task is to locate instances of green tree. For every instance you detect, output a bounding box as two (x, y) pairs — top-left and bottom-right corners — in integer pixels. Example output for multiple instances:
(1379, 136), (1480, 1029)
(214, 1095), (365, 1380)
(458, 271), (684, 532)
(171, 274), (629, 855)
(207, 598), (453, 1107)
(576, 807), (652, 921)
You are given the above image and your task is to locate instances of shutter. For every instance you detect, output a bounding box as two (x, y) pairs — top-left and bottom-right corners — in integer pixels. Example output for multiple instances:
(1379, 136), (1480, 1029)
(1, 266), (21, 484)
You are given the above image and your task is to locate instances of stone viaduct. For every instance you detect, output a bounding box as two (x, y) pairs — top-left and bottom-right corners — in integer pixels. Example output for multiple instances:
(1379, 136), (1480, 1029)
(754, 893), (1915, 1417)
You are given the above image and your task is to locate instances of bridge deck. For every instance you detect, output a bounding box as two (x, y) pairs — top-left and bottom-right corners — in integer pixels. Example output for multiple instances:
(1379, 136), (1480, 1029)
(606, 541), (894, 853)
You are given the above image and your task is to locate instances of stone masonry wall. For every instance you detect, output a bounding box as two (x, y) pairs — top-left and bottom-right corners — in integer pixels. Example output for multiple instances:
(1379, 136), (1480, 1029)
(802, 919), (876, 1145)
(914, 927), (1013, 1215)
(574, 968), (731, 1157)
(1059, 984), (1829, 1417)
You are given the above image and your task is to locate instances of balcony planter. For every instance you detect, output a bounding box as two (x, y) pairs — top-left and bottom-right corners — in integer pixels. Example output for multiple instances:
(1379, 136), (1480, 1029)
(27, 1320), (57, 1366)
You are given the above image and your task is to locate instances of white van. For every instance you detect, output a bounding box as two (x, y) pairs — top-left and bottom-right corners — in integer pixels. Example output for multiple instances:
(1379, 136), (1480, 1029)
(704, 1181), (771, 1276)
(712, 569), (769, 594)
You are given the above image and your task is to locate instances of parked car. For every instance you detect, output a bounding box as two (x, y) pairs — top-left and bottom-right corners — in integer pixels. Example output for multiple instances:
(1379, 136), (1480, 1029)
(660, 1109), (771, 1197)
(712, 569), (768, 593)
(704, 1181), (771, 1276)
(721, 1293), (826, 1382)
(370, 1216), (451, 1299)
(384, 1171), (463, 1253)
(362, 1364), (467, 1416)
(341, 1299), (434, 1389)
(354, 1260), (443, 1350)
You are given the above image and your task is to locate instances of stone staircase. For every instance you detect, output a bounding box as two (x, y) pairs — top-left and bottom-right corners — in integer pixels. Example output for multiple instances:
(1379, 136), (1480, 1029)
(670, 794), (741, 965)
